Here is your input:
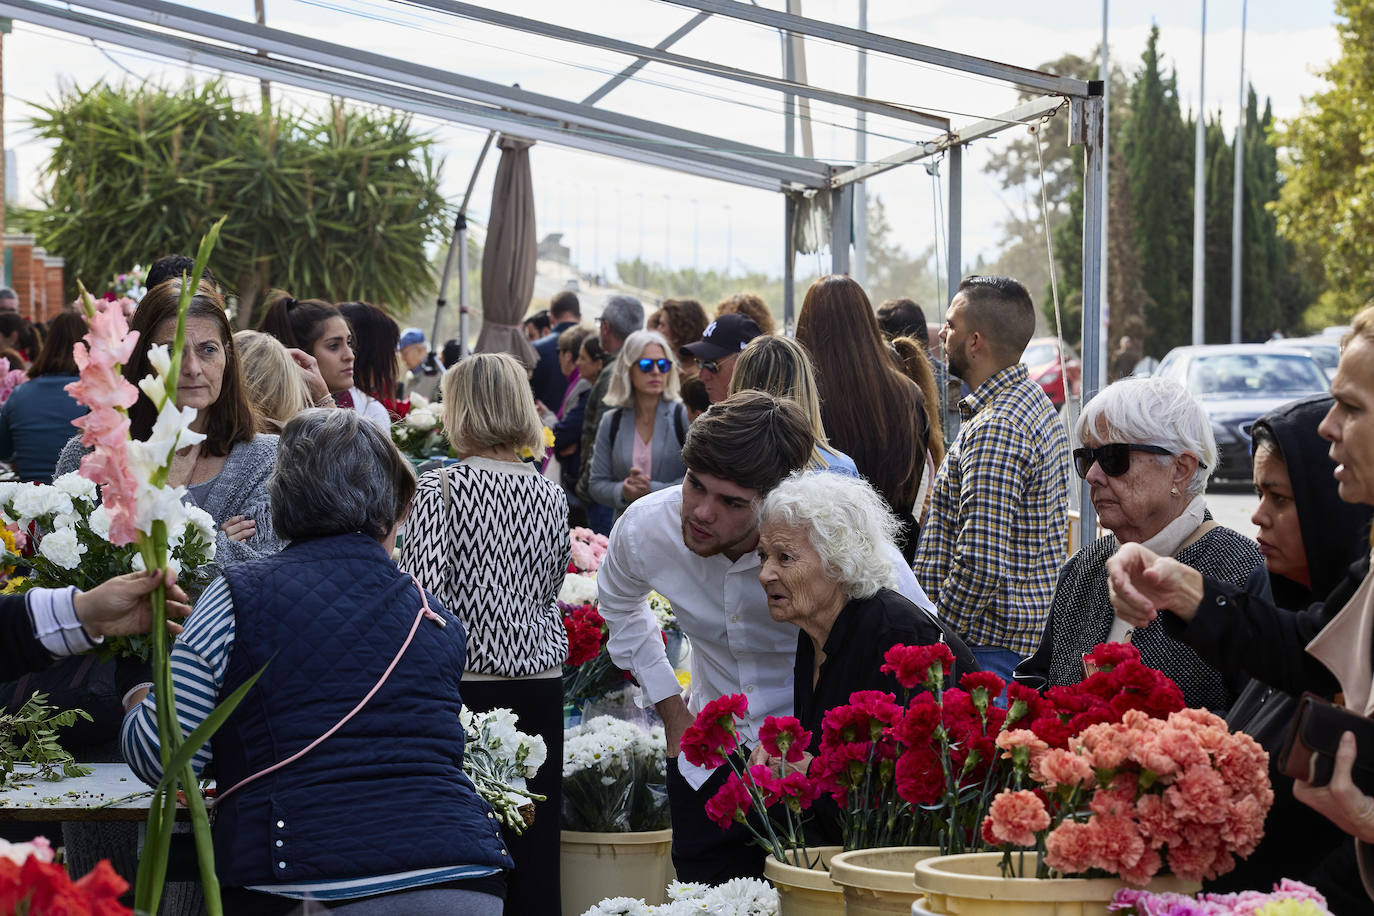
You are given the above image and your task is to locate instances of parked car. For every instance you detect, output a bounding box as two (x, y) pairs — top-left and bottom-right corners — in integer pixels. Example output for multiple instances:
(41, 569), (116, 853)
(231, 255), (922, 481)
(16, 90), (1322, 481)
(1266, 335), (1340, 381)
(1155, 344), (1330, 479)
(1021, 337), (1082, 407)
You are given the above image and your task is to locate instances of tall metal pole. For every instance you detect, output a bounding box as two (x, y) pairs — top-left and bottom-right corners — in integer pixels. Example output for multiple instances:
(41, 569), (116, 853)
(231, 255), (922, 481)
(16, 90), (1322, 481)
(1097, 0), (1110, 392)
(254, 0), (270, 110)
(1075, 93), (1107, 541)
(1230, 0), (1247, 343)
(1191, 0), (1207, 345)
(946, 145), (962, 305)
(853, 0), (867, 285)
(783, 194), (797, 331)
(437, 130), (495, 359)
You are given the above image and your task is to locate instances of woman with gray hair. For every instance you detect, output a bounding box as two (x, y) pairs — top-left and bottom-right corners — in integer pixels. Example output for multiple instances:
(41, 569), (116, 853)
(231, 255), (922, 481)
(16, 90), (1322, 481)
(752, 473), (975, 807)
(121, 409), (512, 913)
(1015, 376), (1268, 711)
(400, 352), (569, 916)
(589, 328), (689, 517)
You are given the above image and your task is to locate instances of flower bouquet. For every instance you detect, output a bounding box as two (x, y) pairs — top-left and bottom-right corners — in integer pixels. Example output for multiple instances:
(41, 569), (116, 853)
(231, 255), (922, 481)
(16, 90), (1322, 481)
(461, 706), (548, 834)
(680, 695), (823, 865)
(581, 877), (779, 915)
(388, 392), (447, 460)
(64, 220), (265, 916)
(980, 703), (1273, 884)
(0, 835), (131, 915)
(563, 715), (669, 832)
(1110, 878), (1333, 915)
(0, 473), (217, 658)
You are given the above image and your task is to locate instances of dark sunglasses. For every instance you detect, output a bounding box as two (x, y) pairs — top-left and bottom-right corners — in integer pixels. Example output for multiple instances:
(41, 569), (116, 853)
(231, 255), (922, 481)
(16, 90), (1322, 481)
(699, 358), (723, 374)
(635, 357), (672, 374)
(1073, 443), (1178, 479)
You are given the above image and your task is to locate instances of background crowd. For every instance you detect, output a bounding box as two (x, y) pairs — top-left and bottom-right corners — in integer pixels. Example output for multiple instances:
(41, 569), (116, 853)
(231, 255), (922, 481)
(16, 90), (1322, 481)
(4, 260), (1374, 915)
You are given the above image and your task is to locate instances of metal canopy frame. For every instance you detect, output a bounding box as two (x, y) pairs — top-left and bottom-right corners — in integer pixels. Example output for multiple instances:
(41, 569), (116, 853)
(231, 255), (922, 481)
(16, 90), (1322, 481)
(1, 0), (1107, 535)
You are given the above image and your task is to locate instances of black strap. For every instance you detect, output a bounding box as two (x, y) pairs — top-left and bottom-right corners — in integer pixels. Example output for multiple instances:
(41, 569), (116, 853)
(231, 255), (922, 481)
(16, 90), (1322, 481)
(608, 407), (625, 450)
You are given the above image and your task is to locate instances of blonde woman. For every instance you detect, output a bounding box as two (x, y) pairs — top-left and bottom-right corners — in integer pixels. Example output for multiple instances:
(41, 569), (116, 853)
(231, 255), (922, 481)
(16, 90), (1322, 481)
(727, 334), (860, 477)
(399, 353), (569, 916)
(588, 329), (689, 515)
(233, 330), (313, 433)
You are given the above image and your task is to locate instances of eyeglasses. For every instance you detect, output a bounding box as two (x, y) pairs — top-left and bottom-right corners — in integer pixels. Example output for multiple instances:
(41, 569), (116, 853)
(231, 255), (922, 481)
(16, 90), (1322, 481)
(1072, 443), (1178, 479)
(635, 357), (672, 374)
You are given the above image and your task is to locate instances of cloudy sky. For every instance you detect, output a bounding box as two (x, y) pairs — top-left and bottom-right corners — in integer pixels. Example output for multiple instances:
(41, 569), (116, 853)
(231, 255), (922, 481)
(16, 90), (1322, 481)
(0, 0), (1343, 283)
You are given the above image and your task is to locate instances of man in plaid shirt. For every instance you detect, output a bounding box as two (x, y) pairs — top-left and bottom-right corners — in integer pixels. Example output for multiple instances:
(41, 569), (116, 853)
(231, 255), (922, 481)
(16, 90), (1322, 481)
(915, 276), (1071, 680)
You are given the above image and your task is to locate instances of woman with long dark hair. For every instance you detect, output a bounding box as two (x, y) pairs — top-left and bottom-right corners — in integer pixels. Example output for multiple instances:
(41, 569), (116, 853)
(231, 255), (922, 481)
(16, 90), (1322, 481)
(56, 280), (283, 567)
(1, 312), (88, 482)
(338, 300), (402, 403)
(258, 291), (389, 429)
(794, 275), (932, 561)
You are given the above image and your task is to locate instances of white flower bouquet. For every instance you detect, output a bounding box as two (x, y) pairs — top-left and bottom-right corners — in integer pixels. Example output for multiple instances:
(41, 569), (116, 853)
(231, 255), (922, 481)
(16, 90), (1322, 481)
(0, 473), (217, 659)
(461, 706), (548, 834)
(563, 715), (669, 832)
(389, 392), (448, 460)
(580, 878), (779, 915)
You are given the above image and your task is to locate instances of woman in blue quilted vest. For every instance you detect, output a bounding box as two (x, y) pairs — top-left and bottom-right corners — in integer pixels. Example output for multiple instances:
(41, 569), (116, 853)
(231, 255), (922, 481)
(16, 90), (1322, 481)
(121, 409), (512, 914)
(400, 353), (569, 916)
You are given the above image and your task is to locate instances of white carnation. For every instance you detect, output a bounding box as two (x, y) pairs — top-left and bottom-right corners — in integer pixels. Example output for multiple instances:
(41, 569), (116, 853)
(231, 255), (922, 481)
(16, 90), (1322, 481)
(38, 527), (86, 570)
(408, 391), (431, 410)
(558, 573), (598, 607)
(131, 552), (182, 577)
(520, 733), (548, 778)
(12, 485), (73, 522)
(51, 513), (77, 530)
(52, 472), (98, 504)
(185, 505), (216, 544)
(404, 408), (438, 431)
(88, 505), (111, 540)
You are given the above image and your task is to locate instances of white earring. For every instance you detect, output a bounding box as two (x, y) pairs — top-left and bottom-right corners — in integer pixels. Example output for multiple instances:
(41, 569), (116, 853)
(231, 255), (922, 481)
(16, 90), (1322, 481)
(1170, 487), (1180, 496)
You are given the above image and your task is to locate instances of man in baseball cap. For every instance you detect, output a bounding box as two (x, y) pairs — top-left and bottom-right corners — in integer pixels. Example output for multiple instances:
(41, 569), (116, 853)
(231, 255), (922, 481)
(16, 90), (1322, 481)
(681, 313), (763, 404)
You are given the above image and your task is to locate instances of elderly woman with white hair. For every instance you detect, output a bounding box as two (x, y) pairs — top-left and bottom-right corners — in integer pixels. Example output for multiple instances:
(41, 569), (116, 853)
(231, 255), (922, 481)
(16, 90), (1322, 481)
(756, 473), (976, 757)
(589, 328), (690, 517)
(1015, 376), (1269, 711)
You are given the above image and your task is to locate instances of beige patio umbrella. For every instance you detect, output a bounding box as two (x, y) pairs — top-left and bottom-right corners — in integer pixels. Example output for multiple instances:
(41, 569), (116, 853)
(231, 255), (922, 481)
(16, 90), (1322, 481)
(475, 134), (539, 369)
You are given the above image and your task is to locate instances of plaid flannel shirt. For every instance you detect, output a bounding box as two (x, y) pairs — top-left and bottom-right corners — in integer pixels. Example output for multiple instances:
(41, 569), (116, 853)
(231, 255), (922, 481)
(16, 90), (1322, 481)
(915, 363), (1071, 657)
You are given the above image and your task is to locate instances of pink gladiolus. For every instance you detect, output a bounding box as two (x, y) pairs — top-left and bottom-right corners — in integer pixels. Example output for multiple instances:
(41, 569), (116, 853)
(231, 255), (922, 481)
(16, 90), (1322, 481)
(65, 300), (142, 545)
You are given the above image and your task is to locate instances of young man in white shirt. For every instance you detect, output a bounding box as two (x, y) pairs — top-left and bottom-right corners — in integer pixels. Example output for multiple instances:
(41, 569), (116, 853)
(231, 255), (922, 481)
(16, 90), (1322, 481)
(596, 390), (937, 881)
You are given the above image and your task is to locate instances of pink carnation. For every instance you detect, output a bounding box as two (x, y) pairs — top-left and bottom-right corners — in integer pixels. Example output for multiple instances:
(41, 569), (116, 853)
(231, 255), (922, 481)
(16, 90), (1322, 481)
(1034, 747), (1095, 788)
(983, 789), (1050, 847)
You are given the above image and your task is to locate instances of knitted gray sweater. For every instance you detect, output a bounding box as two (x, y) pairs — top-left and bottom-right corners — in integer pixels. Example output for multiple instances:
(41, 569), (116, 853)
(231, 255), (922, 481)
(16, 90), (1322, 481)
(54, 433), (285, 569)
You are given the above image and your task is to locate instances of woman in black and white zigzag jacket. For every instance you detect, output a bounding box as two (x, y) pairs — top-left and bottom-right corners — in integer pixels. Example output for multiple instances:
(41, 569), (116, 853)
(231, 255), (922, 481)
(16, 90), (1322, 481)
(399, 352), (569, 916)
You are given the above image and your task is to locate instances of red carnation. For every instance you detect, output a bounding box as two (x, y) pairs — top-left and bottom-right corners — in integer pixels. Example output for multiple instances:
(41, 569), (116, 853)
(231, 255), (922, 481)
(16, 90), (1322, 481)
(1029, 715), (1075, 749)
(881, 643), (954, 690)
(704, 773), (753, 830)
(759, 716), (812, 763)
(680, 694), (748, 768)
(960, 670), (1007, 708)
(1084, 641), (1141, 672)
(777, 771), (821, 811)
(895, 745), (944, 805)
(895, 692), (942, 747)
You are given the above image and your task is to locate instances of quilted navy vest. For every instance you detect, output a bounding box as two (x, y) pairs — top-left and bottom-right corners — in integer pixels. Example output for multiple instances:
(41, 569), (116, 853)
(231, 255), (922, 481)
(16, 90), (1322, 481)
(212, 532), (512, 888)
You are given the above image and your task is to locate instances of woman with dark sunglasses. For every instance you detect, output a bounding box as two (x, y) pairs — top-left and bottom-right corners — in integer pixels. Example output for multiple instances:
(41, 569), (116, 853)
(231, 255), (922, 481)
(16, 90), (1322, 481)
(588, 329), (689, 519)
(1015, 376), (1270, 711)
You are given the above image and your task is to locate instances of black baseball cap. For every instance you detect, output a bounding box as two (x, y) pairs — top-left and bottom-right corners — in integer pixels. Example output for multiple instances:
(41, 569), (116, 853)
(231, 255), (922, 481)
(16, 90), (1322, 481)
(681, 313), (763, 361)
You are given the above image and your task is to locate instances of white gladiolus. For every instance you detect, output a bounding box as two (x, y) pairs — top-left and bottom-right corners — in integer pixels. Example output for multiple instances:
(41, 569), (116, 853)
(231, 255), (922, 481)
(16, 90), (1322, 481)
(147, 344), (172, 380)
(38, 527), (86, 570)
(52, 472), (98, 504)
(131, 552), (182, 577)
(134, 484), (190, 536)
(137, 374), (167, 407)
(129, 401), (205, 482)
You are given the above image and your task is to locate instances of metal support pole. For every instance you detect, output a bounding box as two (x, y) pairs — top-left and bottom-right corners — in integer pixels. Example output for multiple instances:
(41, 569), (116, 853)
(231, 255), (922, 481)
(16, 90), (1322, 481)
(946, 144), (963, 304)
(783, 194), (797, 331)
(1098, 0), (1110, 391)
(1230, 0), (1247, 344)
(1191, 0), (1207, 345)
(436, 130), (496, 359)
(830, 185), (853, 275)
(853, 0), (867, 286)
(1074, 93), (1107, 539)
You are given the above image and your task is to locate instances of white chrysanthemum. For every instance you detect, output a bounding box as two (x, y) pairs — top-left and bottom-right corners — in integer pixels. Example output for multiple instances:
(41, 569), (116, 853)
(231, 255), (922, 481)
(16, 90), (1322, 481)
(52, 472), (98, 504)
(38, 527), (86, 570)
(558, 573), (598, 606)
(12, 485), (73, 523)
(88, 505), (112, 541)
(702, 878), (780, 914)
(580, 898), (654, 916)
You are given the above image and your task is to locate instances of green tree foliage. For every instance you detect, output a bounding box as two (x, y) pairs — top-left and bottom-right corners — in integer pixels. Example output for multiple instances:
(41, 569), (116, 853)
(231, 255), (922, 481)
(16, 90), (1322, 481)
(862, 195), (939, 310)
(1272, 0), (1374, 326)
(16, 81), (449, 323)
(1118, 26), (1195, 355)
